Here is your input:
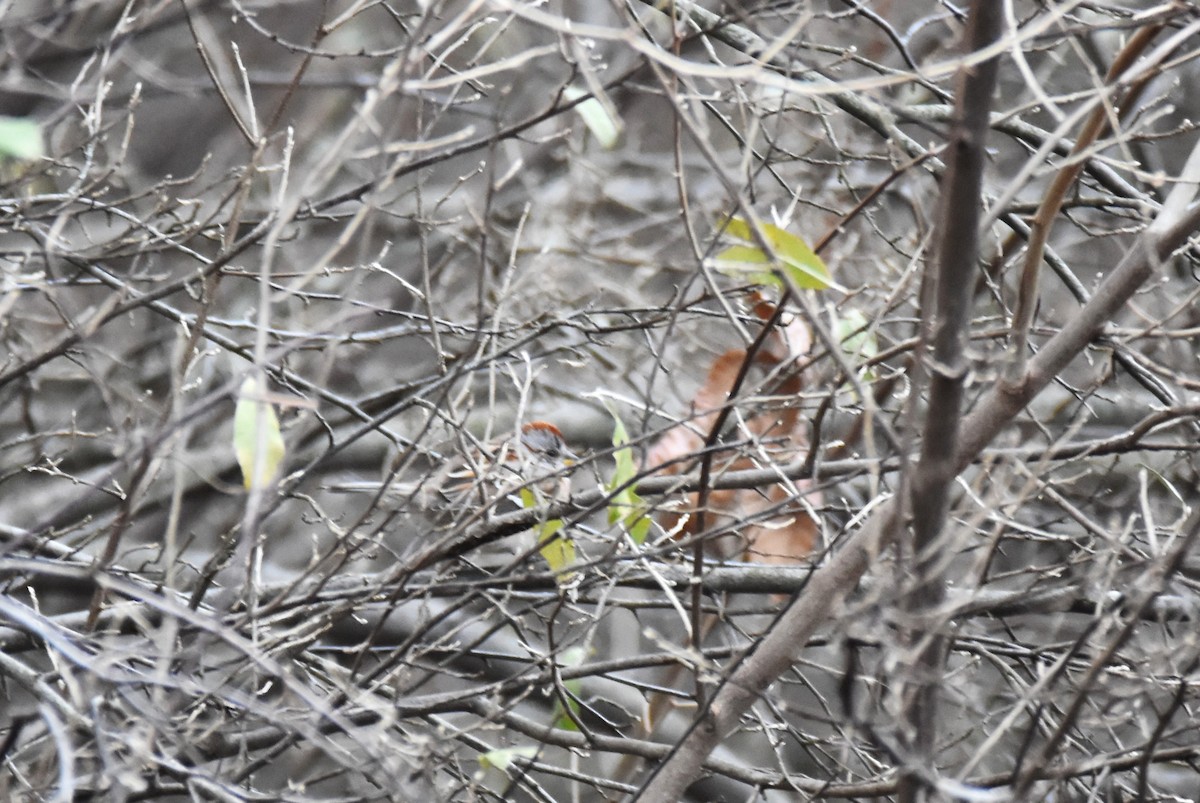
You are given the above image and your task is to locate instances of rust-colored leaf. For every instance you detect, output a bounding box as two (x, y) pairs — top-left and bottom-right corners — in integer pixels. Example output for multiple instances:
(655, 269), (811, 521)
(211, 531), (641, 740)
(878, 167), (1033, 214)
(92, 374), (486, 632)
(644, 306), (821, 565)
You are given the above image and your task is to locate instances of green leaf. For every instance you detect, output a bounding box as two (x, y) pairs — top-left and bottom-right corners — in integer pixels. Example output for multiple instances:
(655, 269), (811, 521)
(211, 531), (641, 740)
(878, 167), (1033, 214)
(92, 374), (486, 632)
(537, 519), (576, 576)
(0, 117), (44, 161)
(477, 746), (536, 771)
(552, 646), (587, 730)
(518, 488), (576, 579)
(233, 374), (286, 491)
(714, 216), (842, 291)
(836, 308), (878, 373)
(605, 407), (651, 545)
(563, 86), (621, 149)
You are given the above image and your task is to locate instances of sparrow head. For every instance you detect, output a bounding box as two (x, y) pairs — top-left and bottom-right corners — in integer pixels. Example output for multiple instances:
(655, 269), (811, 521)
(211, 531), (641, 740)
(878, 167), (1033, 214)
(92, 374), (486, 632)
(518, 421), (576, 469)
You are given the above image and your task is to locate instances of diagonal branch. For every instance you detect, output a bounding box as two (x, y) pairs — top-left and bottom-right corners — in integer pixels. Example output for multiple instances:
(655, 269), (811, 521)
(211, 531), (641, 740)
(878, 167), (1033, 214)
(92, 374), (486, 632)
(628, 8), (1200, 802)
(627, 193), (1200, 803)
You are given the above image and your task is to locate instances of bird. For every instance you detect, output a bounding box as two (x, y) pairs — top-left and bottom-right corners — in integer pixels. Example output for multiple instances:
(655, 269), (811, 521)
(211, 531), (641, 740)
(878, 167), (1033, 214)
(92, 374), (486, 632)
(433, 420), (577, 510)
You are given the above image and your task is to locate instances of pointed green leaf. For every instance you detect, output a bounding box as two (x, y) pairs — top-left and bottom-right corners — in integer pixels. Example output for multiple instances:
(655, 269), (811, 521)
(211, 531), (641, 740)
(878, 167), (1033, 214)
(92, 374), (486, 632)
(837, 308), (878, 369)
(477, 746), (536, 771)
(518, 488), (576, 579)
(712, 244), (777, 287)
(552, 646), (587, 730)
(0, 117), (44, 161)
(833, 308), (879, 397)
(233, 374), (286, 490)
(605, 407), (651, 545)
(715, 216), (842, 291)
(563, 86), (621, 149)
(537, 519), (576, 576)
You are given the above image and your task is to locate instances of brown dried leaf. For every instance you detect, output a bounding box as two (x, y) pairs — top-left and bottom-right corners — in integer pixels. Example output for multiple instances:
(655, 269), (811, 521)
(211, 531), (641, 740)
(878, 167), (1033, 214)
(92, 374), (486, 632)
(645, 304), (821, 564)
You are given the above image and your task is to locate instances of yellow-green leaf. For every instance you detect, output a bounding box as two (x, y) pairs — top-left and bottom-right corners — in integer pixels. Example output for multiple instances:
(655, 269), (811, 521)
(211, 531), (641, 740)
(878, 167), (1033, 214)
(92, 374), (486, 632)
(552, 646), (587, 730)
(233, 374), (285, 491)
(837, 308), (878, 371)
(563, 86), (622, 149)
(477, 746), (536, 771)
(519, 489), (576, 579)
(605, 408), (651, 544)
(537, 519), (576, 576)
(0, 116), (43, 162)
(715, 216), (842, 291)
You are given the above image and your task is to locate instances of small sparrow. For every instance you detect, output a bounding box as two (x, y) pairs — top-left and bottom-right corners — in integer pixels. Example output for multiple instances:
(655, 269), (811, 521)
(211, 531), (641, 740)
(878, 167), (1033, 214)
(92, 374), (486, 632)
(432, 420), (576, 509)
